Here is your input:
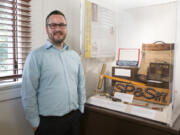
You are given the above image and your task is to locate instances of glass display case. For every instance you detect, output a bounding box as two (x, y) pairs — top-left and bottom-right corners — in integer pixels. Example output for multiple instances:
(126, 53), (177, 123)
(82, 0), (180, 127)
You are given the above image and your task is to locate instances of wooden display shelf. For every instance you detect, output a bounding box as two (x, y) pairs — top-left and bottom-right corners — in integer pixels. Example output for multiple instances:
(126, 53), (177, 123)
(80, 103), (180, 135)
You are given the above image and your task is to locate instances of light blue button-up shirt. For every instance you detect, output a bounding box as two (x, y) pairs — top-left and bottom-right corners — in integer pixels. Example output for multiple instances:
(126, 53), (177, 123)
(21, 40), (86, 128)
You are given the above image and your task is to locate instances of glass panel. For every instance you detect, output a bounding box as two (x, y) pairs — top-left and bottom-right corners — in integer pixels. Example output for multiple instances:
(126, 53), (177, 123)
(83, 0), (178, 127)
(0, 13), (13, 20)
(0, 42), (13, 76)
(0, 0), (30, 81)
(0, 8), (13, 13)
(0, 2), (13, 8)
(0, 19), (13, 25)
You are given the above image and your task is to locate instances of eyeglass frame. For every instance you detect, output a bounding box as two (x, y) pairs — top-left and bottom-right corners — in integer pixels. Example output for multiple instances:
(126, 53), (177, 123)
(47, 23), (67, 29)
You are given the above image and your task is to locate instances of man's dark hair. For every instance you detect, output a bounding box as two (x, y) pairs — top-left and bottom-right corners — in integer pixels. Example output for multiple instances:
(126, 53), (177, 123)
(46, 10), (66, 26)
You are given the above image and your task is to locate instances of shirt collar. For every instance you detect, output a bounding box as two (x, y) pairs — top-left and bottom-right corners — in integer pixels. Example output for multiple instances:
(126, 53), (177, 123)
(44, 40), (70, 51)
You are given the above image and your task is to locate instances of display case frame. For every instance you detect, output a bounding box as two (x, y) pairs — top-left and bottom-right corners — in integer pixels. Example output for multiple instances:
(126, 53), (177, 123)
(82, 0), (180, 127)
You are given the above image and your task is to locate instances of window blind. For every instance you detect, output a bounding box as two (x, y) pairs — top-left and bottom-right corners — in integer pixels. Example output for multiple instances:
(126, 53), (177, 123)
(0, 0), (31, 83)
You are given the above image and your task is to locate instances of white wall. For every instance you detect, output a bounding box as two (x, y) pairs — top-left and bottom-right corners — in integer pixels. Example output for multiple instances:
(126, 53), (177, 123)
(0, 98), (33, 135)
(117, 2), (176, 49)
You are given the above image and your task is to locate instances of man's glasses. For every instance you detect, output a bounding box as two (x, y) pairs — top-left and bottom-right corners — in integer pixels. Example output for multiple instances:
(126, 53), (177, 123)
(47, 23), (67, 29)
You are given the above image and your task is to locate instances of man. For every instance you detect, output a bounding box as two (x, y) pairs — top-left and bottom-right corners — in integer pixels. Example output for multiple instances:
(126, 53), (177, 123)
(21, 10), (86, 135)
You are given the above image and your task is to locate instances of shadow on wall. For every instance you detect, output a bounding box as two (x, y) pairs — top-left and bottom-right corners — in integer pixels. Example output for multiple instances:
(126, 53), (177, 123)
(0, 117), (33, 135)
(0, 98), (34, 135)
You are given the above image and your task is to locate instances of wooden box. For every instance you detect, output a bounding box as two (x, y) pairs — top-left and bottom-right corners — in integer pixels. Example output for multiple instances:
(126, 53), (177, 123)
(112, 66), (138, 86)
(147, 63), (173, 83)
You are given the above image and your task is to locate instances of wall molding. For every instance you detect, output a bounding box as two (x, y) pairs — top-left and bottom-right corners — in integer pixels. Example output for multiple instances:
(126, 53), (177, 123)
(0, 83), (21, 102)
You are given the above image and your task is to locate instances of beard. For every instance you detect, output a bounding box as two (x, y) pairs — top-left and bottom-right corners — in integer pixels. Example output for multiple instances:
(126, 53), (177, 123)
(48, 31), (67, 46)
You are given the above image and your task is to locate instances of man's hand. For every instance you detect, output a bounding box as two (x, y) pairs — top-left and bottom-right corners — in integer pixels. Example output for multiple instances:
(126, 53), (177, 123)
(33, 127), (38, 132)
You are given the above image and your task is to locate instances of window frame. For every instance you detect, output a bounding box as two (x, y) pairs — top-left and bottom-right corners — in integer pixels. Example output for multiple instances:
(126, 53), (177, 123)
(0, 0), (31, 85)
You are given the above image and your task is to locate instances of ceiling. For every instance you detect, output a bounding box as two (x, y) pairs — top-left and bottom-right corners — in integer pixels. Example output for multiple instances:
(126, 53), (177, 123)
(89, 0), (176, 11)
